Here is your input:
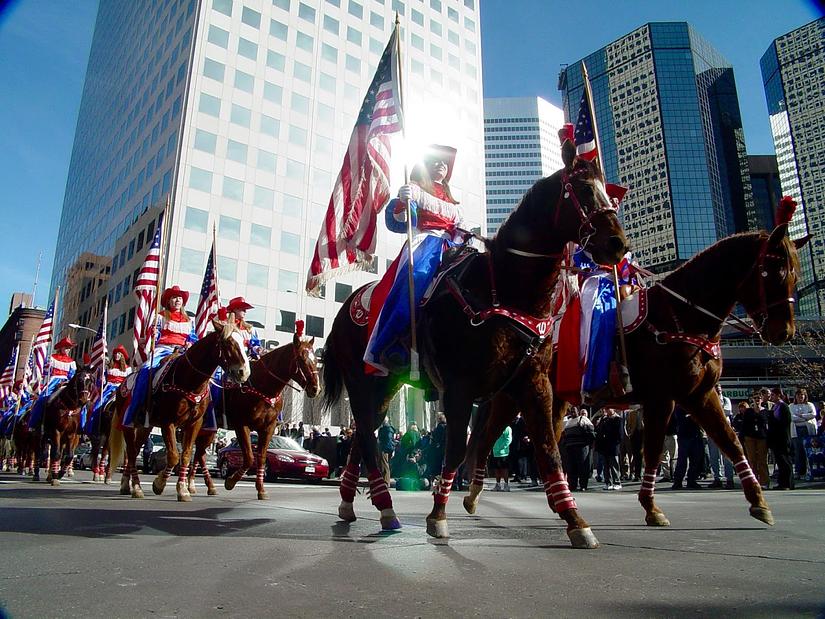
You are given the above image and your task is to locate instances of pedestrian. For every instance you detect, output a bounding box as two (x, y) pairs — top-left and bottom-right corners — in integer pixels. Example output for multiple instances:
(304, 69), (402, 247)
(595, 408), (622, 490)
(707, 384), (735, 489)
(510, 413), (528, 483)
(741, 398), (769, 488)
(296, 422), (305, 448)
(427, 413), (447, 482)
(789, 388), (817, 480)
(335, 427), (352, 477)
(491, 424), (512, 492)
(562, 408), (596, 491)
(671, 407), (704, 490)
(658, 413), (678, 482)
(377, 419), (397, 485)
(767, 388), (794, 490)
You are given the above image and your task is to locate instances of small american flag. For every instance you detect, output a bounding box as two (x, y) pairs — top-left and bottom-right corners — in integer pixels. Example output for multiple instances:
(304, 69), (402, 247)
(306, 24), (403, 295)
(573, 87), (598, 161)
(32, 301), (54, 385)
(89, 301), (107, 374)
(0, 344), (18, 399)
(21, 347), (36, 394)
(133, 214), (164, 364)
(195, 241), (220, 337)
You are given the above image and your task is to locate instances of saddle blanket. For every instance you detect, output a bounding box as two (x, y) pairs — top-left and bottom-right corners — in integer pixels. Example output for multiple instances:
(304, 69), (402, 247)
(620, 287), (648, 334)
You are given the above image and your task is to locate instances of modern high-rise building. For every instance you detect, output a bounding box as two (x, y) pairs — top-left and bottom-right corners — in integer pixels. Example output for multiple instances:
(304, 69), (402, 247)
(51, 0), (485, 424)
(483, 97), (564, 235)
(748, 155), (782, 233)
(761, 17), (825, 317)
(559, 22), (754, 273)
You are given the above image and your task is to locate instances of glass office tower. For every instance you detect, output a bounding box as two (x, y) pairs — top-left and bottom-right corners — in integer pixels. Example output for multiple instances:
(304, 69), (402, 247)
(761, 18), (825, 317)
(559, 22), (754, 273)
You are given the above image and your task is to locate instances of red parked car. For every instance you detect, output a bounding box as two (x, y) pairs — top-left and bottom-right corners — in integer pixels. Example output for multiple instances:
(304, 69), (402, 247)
(217, 434), (329, 482)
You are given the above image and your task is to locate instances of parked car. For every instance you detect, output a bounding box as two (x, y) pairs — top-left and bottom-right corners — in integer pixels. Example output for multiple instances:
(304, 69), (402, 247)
(218, 434), (329, 482)
(73, 444), (92, 470)
(137, 434), (166, 472)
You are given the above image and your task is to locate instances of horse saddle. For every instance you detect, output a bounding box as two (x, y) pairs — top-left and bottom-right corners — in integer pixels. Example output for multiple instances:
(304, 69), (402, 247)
(118, 354), (178, 398)
(620, 286), (648, 334)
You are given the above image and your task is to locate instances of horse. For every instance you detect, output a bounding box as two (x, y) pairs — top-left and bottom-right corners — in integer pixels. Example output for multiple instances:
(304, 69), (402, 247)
(108, 317), (250, 501)
(322, 140), (628, 548)
(186, 329), (320, 499)
(12, 404), (37, 475)
(463, 224), (808, 532)
(32, 366), (95, 485)
(88, 398), (117, 483)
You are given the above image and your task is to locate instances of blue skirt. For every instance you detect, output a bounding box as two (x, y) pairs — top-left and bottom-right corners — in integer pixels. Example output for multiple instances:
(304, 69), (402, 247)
(123, 347), (175, 427)
(28, 377), (66, 429)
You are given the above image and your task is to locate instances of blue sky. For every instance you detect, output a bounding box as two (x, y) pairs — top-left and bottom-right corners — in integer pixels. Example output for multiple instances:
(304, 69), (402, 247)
(0, 0), (821, 310)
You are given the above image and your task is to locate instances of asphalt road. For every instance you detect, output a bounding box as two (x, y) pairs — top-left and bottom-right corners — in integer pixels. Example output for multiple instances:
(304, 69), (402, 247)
(0, 471), (823, 619)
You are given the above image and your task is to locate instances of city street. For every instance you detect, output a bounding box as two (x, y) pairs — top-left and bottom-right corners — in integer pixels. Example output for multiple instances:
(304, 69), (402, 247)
(0, 471), (823, 618)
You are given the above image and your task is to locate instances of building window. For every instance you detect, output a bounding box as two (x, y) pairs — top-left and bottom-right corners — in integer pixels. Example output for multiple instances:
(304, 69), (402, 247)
(266, 50), (285, 71)
(334, 282), (352, 303)
(392, 0), (405, 15)
(257, 148), (277, 172)
(250, 223), (272, 247)
(203, 58), (225, 82)
(226, 139), (248, 163)
(286, 159), (305, 181)
(319, 73), (336, 93)
(217, 256), (237, 281)
(213, 0), (232, 17)
(370, 11), (384, 29)
(306, 315), (324, 337)
(193, 129), (217, 154)
(184, 207), (209, 232)
(234, 69), (255, 92)
(199, 93), (221, 117)
(347, 26), (362, 45)
(260, 114), (280, 137)
(219, 215), (241, 241)
(280, 231), (300, 254)
(348, 0), (363, 19)
(237, 38), (258, 60)
(411, 9), (423, 26)
(298, 3), (316, 22)
(278, 269), (299, 292)
(321, 43), (337, 62)
(180, 248), (205, 274)
(296, 32), (313, 52)
(411, 33), (424, 50)
(230, 104), (251, 127)
(253, 186), (275, 209)
(293, 61), (311, 82)
(273, 0), (290, 10)
(288, 125), (307, 146)
(346, 54), (360, 73)
(270, 19), (288, 41)
(207, 25), (229, 48)
(282, 194), (302, 217)
(263, 81), (283, 104)
(323, 15), (339, 34)
(222, 176), (244, 201)
(276, 310), (296, 333)
(241, 6), (261, 28)
(189, 167), (213, 192)
(247, 263), (269, 288)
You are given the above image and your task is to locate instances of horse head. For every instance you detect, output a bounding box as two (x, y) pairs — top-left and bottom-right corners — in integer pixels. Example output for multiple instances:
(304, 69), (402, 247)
(291, 331), (319, 398)
(68, 365), (95, 407)
(738, 224), (810, 345)
(211, 313), (251, 383)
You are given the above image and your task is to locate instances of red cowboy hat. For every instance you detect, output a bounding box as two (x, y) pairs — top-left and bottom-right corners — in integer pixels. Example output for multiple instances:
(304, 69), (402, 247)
(54, 337), (75, 351)
(226, 296), (254, 313)
(422, 144), (457, 183)
(161, 285), (189, 308)
(112, 345), (129, 360)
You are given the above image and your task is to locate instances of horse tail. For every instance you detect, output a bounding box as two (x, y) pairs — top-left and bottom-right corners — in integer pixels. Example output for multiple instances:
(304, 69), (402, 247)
(321, 337), (344, 412)
(108, 402), (125, 471)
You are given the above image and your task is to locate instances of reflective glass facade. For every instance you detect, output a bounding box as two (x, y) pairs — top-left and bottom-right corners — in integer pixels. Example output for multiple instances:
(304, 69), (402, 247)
(761, 18), (825, 317)
(560, 23), (753, 272)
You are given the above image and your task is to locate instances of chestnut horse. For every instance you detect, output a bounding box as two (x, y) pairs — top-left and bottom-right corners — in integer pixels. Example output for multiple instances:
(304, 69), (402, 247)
(109, 318), (250, 501)
(464, 225), (808, 531)
(32, 366), (95, 485)
(187, 329), (320, 499)
(322, 142), (628, 547)
(88, 399), (116, 483)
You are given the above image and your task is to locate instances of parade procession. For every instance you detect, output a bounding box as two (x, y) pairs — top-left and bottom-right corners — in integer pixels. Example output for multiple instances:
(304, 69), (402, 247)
(1, 2), (824, 617)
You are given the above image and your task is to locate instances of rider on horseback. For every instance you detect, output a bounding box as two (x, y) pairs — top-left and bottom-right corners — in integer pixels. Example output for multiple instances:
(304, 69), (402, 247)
(27, 337), (76, 429)
(364, 144), (465, 376)
(123, 285), (197, 427)
(84, 344), (131, 435)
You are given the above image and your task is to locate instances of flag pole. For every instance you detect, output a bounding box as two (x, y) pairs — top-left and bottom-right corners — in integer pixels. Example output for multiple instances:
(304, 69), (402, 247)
(93, 298), (108, 431)
(582, 61), (630, 393)
(145, 197), (171, 427)
(394, 15), (419, 383)
(43, 286), (60, 389)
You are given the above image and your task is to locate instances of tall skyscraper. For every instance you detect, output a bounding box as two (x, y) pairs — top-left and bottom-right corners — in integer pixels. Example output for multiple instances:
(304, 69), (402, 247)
(483, 97), (564, 235)
(559, 22), (754, 273)
(51, 1), (485, 382)
(761, 17), (825, 317)
(748, 155), (782, 233)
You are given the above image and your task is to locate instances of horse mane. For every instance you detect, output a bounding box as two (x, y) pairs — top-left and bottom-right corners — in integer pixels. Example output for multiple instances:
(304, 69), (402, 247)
(492, 169), (562, 252)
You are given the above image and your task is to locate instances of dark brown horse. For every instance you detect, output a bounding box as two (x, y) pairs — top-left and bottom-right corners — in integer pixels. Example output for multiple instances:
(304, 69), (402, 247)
(33, 366), (95, 485)
(109, 318), (250, 501)
(12, 403), (38, 475)
(322, 142), (628, 547)
(187, 329), (320, 499)
(464, 225), (808, 532)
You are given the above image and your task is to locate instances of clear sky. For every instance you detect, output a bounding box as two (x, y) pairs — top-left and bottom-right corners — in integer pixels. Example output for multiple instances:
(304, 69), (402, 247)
(0, 0), (821, 312)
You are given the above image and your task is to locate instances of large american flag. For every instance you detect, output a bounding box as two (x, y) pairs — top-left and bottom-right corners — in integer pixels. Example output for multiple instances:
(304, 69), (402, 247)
(195, 240), (220, 337)
(573, 86), (599, 161)
(0, 344), (18, 399)
(31, 300), (54, 385)
(133, 215), (164, 364)
(306, 25), (403, 295)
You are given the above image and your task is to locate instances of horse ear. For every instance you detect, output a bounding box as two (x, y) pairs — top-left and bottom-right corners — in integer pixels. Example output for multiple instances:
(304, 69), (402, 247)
(309, 337), (315, 347)
(561, 140), (576, 169)
(768, 223), (789, 248)
(222, 313), (235, 338)
(793, 234), (812, 250)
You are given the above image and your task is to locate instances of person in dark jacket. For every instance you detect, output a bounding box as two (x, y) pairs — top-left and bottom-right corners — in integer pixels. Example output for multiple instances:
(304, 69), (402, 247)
(595, 408), (623, 490)
(672, 407), (704, 490)
(767, 388), (794, 490)
(741, 398), (769, 488)
(563, 409), (596, 491)
(427, 413), (447, 482)
(377, 420), (397, 485)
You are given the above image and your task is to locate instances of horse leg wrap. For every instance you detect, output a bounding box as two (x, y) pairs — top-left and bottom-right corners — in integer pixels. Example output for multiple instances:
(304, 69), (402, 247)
(472, 466), (486, 487)
(433, 469), (457, 507)
(162, 465), (173, 480)
(256, 464), (266, 488)
(734, 457), (759, 491)
(544, 471), (577, 513)
(367, 469), (393, 511)
(639, 467), (657, 499)
(339, 462), (360, 504)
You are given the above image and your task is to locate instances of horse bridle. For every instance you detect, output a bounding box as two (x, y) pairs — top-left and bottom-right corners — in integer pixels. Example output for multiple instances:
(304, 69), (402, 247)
(748, 235), (796, 335)
(254, 344), (318, 394)
(56, 370), (92, 414)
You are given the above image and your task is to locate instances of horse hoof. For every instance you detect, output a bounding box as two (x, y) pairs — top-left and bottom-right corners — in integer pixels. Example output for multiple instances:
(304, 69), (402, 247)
(462, 495), (478, 515)
(380, 509), (401, 531)
(188, 482), (197, 495)
(338, 501), (357, 522)
(119, 483), (130, 496)
(132, 487), (144, 499)
(152, 479), (166, 495)
(257, 491), (268, 500)
(568, 527), (600, 549)
(426, 517), (449, 539)
(176, 482), (191, 502)
(92, 474), (99, 482)
(177, 492), (192, 502)
(645, 512), (671, 527)
(207, 487), (218, 496)
(224, 478), (237, 491)
(51, 478), (60, 487)
(104, 477), (112, 485)
(750, 506), (775, 526)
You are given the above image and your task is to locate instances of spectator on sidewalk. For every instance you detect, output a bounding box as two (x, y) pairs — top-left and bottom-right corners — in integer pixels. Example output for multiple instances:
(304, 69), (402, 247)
(427, 413), (447, 482)
(510, 413), (528, 483)
(742, 396), (770, 489)
(562, 408), (596, 491)
(595, 408), (622, 490)
(377, 419), (397, 485)
(672, 407), (704, 490)
(767, 388), (794, 490)
(708, 384), (735, 489)
(790, 388), (817, 480)
(492, 424), (513, 492)
(659, 414), (678, 483)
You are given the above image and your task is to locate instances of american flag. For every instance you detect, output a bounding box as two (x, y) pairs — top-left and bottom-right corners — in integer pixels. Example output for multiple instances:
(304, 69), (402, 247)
(31, 300), (54, 385)
(0, 344), (18, 399)
(89, 301), (107, 374)
(195, 241), (220, 337)
(21, 347), (36, 394)
(306, 25), (403, 295)
(573, 86), (599, 161)
(133, 214), (164, 364)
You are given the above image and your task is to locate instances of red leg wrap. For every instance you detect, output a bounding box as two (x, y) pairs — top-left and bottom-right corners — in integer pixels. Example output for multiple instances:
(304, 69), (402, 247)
(734, 457), (759, 490)
(639, 467), (657, 499)
(339, 462), (360, 503)
(543, 471), (577, 513)
(433, 469), (457, 506)
(367, 469), (393, 511)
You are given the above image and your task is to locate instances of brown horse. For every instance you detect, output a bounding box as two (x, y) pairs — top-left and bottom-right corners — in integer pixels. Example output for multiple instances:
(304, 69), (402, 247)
(33, 366), (95, 485)
(109, 318), (250, 501)
(12, 403), (38, 475)
(464, 225), (808, 531)
(322, 142), (628, 547)
(88, 398), (116, 483)
(187, 329), (319, 499)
